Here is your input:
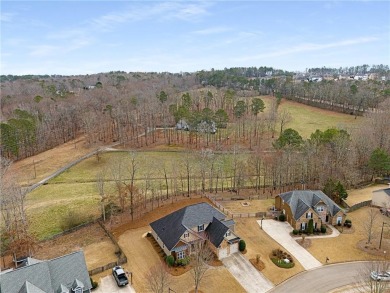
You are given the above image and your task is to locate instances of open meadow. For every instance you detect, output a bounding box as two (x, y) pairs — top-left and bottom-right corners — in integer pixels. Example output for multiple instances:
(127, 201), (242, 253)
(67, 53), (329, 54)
(19, 96), (364, 240)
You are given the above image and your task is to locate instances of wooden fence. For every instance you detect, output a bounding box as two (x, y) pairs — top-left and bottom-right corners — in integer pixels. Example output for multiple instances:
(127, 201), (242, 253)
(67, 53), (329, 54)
(347, 200), (372, 213)
(206, 194), (266, 219)
(88, 220), (127, 276)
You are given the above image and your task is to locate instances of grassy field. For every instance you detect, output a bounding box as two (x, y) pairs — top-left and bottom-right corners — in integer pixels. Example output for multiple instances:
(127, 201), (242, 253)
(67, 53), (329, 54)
(261, 96), (361, 138)
(20, 96), (364, 239)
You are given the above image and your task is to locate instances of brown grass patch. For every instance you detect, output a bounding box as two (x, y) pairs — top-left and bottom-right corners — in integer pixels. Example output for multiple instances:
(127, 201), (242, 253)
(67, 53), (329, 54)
(10, 136), (95, 186)
(345, 184), (389, 206)
(307, 207), (390, 264)
(32, 222), (117, 270)
(297, 238), (312, 249)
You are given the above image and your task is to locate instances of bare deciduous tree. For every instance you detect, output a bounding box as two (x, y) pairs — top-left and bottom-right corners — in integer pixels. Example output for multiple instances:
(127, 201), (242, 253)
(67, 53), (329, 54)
(354, 261), (390, 293)
(191, 240), (214, 293)
(145, 262), (171, 293)
(364, 208), (379, 244)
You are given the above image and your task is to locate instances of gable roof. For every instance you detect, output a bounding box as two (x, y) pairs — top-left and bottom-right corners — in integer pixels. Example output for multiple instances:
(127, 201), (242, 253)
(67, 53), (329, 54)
(206, 217), (229, 248)
(0, 251), (92, 293)
(150, 203), (228, 250)
(278, 190), (344, 220)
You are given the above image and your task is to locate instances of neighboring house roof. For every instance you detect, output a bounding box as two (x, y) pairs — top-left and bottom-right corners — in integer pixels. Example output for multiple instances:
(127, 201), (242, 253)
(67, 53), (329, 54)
(373, 188), (390, 196)
(206, 217), (229, 247)
(278, 190), (344, 220)
(0, 251), (92, 293)
(150, 203), (229, 250)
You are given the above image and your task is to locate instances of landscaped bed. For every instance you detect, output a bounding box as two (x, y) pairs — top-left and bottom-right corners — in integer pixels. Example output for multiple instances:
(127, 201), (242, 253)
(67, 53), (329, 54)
(270, 249), (295, 269)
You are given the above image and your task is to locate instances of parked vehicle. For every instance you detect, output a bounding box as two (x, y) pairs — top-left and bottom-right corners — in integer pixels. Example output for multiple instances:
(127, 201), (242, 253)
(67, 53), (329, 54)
(112, 266), (129, 286)
(371, 271), (390, 281)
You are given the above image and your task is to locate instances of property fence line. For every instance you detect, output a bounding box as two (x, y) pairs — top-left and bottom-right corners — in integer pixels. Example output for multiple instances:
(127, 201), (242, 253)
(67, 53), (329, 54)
(88, 220), (128, 276)
(206, 194), (266, 219)
(347, 200), (372, 213)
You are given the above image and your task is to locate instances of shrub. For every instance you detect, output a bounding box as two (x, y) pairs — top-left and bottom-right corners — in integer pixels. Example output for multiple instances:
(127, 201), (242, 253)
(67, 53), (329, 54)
(176, 256), (190, 266)
(90, 277), (98, 289)
(308, 219), (314, 234)
(104, 202), (122, 219)
(239, 239), (246, 252)
(278, 214), (286, 222)
(344, 219), (352, 227)
(292, 229), (299, 235)
(166, 255), (175, 267)
(60, 210), (90, 231)
(321, 225), (327, 233)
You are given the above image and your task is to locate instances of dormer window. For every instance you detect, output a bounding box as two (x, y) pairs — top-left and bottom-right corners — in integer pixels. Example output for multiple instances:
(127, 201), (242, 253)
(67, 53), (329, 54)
(225, 230), (231, 237)
(184, 232), (189, 238)
(198, 224), (204, 232)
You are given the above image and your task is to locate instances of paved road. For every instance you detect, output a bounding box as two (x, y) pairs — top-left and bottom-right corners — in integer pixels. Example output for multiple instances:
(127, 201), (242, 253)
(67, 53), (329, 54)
(268, 261), (371, 293)
(223, 252), (274, 293)
(94, 275), (136, 293)
(260, 220), (322, 270)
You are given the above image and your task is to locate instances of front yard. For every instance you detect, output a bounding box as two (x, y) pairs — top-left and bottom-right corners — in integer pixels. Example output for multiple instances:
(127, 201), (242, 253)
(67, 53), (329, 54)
(117, 226), (246, 293)
(307, 206), (390, 263)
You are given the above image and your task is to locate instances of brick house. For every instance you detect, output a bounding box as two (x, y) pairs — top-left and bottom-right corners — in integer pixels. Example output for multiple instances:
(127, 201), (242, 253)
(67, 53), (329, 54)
(150, 203), (240, 260)
(275, 190), (346, 231)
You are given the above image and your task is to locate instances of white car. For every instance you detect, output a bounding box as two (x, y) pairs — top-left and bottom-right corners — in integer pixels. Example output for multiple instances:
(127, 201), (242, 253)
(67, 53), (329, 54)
(371, 271), (390, 281)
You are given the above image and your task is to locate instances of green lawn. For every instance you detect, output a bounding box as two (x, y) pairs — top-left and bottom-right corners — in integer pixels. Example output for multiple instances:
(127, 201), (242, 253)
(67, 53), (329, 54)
(261, 96), (361, 138)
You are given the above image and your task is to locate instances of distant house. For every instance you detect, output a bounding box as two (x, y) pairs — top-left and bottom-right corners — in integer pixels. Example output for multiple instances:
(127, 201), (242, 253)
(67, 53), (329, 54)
(175, 119), (216, 134)
(372, 188), (390, 209)
(150, 203), (240, 260)
(0, 251), (92, 293)
(275, 190), (346, 231)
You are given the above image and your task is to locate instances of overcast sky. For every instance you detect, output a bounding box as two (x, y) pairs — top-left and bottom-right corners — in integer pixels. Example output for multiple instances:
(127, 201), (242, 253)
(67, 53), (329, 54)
(1, 1), (389, 75)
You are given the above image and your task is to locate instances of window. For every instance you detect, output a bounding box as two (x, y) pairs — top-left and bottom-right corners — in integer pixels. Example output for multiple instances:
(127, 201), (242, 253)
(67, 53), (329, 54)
(73, 288), (82, 293)
(225, 230), (231, 237)
(301, 222), (306, 230)
(306, 212), (312, 219)
(184, 232), (189, 238)
(317, 206), (324, 212)
(198, 224), (204, 232)
(177, 251), (185, 259)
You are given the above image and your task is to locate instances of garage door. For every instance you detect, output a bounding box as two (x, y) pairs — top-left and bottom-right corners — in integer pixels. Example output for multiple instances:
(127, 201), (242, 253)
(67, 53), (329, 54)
(229, 242), (239, 254)
(219, 247), (228, 259)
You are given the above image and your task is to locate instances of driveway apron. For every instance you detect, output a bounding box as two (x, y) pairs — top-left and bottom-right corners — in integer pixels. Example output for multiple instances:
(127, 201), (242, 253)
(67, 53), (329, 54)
(222, 252), (274, 293)
(95, 275), (136, 293)
(260, 219), (322, 270)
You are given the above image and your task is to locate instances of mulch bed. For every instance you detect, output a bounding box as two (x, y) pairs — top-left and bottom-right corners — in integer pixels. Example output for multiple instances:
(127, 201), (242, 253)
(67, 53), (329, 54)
(356, 239), (390, 257)
(249, 258), (265, 271)
(296, 238), (312, 249)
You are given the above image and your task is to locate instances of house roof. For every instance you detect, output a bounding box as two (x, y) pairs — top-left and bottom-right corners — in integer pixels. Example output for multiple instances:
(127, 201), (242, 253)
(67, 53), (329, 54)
(278, 190), (344, 220)
(206, 217), (229, 247)
(150, 203), (228, 250)
(0, 251), (92, 293)
(373, 188), (390, 196)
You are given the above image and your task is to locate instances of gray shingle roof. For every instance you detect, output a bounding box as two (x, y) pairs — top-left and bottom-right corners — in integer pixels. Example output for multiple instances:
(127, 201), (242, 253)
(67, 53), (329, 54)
(205, 217), (229, 247)
(373, 188), (390, 196)
(0, 251), (92, 293)
(279, 190), (343, 220)
(150, 203), (228, 250)
(18, 281), (45, 293)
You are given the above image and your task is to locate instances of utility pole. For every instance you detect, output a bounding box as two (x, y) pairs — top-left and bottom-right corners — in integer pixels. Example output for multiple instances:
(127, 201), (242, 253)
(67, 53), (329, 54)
(379, 222), (388, 249)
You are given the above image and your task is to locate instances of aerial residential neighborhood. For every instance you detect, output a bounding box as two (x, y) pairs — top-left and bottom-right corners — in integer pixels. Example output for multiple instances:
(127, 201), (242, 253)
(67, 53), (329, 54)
(1, 1), (390, 293)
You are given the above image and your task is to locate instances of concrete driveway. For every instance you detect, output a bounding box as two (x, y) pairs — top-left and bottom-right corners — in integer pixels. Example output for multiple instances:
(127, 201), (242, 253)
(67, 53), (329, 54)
(94, 275), (136, 293)
(222, 252), (274, 293)
(259, 219), (322, 270)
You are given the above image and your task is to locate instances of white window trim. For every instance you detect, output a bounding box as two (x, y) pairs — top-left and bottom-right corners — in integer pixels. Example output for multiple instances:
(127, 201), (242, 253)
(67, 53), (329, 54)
(184, 232), (189, 238)
(198, 224), (204, 232)
(177, 251), (185, 259)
